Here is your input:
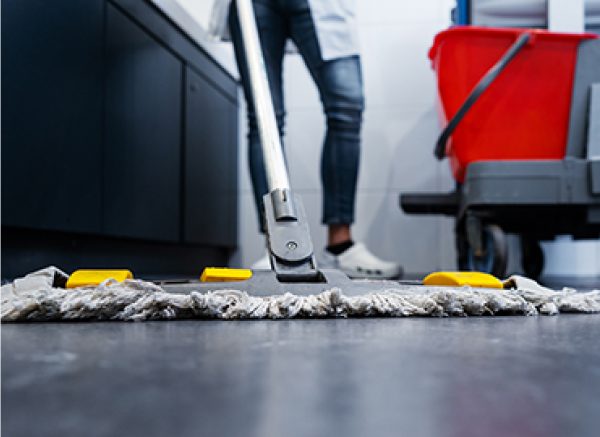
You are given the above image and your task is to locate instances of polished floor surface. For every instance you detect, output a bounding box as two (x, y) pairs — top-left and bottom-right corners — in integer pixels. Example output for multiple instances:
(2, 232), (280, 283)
(2, 316), (600, 437)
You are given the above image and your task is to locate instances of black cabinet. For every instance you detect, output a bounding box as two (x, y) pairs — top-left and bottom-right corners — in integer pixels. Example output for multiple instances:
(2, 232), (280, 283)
(184, 67), (238, 247)
(1, 0), (239, 277)
(104, 4), (182, 242)
(1, 0), (104, 233)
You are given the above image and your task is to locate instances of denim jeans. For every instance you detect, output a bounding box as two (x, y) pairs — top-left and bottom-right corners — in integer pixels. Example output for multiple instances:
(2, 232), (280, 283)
(229, 0), (364, 231)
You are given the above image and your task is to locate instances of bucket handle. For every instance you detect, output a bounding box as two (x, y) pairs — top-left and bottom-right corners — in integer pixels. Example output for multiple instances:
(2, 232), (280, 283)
(434, 32), (532, 160)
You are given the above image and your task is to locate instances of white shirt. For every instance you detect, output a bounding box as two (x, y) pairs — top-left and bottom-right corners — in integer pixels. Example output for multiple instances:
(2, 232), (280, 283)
(209, 0), (359, 61)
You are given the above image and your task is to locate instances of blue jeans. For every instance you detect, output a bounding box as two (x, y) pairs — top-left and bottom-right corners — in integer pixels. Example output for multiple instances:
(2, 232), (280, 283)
(229, 0), (364, 231)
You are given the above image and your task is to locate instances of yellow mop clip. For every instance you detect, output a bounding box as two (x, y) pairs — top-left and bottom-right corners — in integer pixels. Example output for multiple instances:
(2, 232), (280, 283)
(423, 271), (503, 289)
(66, 269), (133, 289)
(200, 267), (253, 282)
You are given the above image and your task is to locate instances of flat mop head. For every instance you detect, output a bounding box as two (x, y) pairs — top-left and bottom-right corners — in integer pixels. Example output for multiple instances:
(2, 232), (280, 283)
(2, 267), (599, 322)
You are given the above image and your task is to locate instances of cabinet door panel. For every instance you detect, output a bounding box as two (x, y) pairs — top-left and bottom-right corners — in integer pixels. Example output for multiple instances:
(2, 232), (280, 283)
(1, 0), (104, 232)
(104, 4), (182, 241)
(184, 67), (238, 247)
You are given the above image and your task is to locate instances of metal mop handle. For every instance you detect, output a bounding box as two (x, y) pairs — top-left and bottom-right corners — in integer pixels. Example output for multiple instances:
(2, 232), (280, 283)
(235, 0), (290, 192)
(235, 0), (318, 281)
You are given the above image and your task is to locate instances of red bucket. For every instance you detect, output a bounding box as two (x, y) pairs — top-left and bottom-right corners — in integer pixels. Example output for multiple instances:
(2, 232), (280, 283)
(429, 27), (597, 182)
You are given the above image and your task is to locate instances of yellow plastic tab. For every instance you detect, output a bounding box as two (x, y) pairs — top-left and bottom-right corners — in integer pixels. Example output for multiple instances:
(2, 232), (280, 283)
(66, 269), (133, 288)
(423, 271), (503, 289)
(200, 267), (253, 282)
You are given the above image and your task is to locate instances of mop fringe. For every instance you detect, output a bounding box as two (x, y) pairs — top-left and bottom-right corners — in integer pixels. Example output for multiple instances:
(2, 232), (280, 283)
(2, 268), (599, 322)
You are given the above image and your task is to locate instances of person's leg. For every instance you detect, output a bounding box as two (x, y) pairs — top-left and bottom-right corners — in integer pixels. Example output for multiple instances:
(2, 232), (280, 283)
(285, 0), (363, 246)
(229, 0), (288, 231)
(317, 56), (363, 247)
(286, 0), (402, 278)
(328, 224), (352, 246)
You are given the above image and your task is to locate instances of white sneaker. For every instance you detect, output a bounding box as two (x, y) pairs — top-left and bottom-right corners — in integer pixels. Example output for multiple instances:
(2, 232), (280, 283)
(251, 251), (271, 270)
(318, 242), (403, 279)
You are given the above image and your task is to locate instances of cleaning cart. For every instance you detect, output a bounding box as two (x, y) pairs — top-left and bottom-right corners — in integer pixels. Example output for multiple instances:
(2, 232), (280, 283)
(401, 27), (600, 279)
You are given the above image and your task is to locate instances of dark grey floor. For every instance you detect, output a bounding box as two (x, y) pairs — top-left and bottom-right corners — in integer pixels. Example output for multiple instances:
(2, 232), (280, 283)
(2, 316), (600, 437)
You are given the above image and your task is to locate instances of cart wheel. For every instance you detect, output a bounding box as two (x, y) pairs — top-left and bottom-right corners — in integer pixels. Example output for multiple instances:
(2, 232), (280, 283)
(466, 224), (508, 278)
(521, 237), (544, 280)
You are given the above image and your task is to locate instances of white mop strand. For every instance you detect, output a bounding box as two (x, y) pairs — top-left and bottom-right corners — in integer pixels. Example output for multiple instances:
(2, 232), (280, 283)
(2, 268), (599, 322)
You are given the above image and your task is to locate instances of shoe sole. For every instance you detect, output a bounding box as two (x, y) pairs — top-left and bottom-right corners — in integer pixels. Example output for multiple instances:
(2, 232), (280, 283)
(342, 267), (404, 281)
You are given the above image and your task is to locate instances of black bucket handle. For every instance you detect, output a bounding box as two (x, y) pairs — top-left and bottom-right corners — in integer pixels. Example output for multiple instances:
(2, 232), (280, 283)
(435, 32), (532, 160)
